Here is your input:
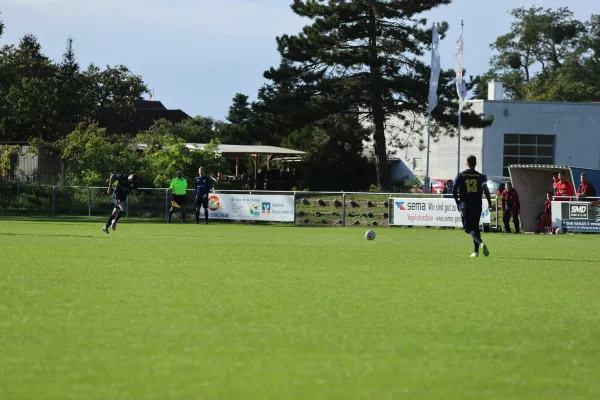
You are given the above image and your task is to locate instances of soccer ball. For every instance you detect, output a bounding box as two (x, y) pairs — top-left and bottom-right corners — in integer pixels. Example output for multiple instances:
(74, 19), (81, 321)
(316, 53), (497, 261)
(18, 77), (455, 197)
(365, 230), (376, 240)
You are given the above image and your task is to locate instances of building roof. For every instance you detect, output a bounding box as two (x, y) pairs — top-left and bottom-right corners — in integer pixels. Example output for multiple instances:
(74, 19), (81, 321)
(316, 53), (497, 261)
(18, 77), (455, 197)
(134, 100), (167, 110)
(509, 164), (580, 170)
(184, 144), (305, 156)
(99, 107), (190, 135)
(135, 143), (305, 157)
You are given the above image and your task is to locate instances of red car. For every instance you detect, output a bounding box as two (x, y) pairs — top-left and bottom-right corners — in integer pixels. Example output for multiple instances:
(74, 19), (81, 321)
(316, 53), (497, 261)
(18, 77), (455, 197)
(429, 178), (448, 194)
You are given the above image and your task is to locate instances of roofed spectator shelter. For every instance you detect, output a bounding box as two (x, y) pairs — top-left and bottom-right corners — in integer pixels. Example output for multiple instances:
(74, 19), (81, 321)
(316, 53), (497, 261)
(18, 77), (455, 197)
(136, 143), (305, 180)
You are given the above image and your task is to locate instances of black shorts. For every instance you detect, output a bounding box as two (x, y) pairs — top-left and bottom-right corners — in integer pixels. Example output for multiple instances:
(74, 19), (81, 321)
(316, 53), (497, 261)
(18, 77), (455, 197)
(460, 204), (481, 232)
(112, 194), (127, 208)
(173, 194), (187, 206)
(195, 194), (209, 209)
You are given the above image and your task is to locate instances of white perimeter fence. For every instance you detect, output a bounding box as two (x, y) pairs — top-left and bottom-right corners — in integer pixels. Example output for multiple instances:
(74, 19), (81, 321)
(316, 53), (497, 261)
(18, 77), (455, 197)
(0, 185), (501, 228)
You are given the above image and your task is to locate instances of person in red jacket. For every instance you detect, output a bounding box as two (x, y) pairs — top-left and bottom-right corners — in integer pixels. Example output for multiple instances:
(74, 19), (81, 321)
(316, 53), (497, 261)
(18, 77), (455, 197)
(502, 181), (521, 233)
(555, 171), (575, 201)
(535, 191), (553, 234)
(576, 173), (597, 200)
(551, 172), (559, 196)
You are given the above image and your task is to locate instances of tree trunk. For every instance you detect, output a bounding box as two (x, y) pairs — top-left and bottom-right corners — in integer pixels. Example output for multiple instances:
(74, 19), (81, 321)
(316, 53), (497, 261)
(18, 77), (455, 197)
(367, 3), (391, 190)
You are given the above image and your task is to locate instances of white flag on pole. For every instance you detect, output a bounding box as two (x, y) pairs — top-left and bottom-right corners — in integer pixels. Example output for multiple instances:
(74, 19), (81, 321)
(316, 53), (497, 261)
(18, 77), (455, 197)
(427, 24), (441, 115)
(455, 23), (467, 113)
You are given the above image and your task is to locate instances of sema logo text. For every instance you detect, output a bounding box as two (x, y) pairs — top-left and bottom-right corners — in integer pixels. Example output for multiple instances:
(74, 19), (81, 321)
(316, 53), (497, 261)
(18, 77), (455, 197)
(569, 204), (588, 219)
(395, 201), (426, 211)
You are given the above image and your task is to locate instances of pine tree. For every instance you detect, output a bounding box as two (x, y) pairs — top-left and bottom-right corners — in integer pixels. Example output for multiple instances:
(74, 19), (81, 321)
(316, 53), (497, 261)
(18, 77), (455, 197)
(265, 0), (484, 189)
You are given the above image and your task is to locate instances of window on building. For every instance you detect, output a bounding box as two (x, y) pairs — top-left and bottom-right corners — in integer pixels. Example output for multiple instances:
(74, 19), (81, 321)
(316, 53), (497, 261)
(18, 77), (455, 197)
(413, 158), (424, 171)
(502, 134), (555, 177)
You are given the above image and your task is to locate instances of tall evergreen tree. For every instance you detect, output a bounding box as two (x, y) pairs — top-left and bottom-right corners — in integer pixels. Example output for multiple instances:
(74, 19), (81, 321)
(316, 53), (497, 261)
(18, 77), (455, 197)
(265, 0), (485, 189)
(55, 37), (88, 137)
(221, 93), (254, 145)
(0, 34), (59, 141)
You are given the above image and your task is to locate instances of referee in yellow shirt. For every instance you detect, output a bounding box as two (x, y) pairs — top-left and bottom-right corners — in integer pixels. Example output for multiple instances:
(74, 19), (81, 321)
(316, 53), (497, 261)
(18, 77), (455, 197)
(168, 170), (188, 223)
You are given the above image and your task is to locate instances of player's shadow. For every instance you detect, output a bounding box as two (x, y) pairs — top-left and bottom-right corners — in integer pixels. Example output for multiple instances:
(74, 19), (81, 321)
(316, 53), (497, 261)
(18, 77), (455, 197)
(0, 232), (93, 238)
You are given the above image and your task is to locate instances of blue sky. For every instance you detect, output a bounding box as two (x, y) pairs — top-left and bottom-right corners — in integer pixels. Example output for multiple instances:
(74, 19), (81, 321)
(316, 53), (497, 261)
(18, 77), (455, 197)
(2, 0), (598, 120)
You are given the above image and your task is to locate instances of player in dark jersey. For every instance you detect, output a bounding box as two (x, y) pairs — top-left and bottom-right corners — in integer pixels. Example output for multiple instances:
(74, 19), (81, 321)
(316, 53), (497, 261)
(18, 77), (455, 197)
(103, 172), (137, 234)
(452, 155), (492, 257)
(194, 167), (212, 224)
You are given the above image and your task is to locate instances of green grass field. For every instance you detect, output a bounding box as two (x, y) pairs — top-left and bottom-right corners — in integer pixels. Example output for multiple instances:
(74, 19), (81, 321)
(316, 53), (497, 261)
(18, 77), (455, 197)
(1, 218), (599, 399)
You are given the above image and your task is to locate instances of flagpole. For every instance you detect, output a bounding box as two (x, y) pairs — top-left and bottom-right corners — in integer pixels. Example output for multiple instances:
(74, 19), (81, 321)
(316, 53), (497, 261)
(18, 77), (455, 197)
(457, 112), (462, 175)
(425, 114), (432, 193)
(456, 19), (464, 175)
(425, 23), (440, 194)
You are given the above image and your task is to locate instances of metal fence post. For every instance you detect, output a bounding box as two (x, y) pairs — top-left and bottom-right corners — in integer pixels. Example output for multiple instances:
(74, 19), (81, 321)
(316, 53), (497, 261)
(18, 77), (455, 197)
(495, 195), (499, 230)
(126, 195), (130, 218)
(342, 192), (346, 227)
(388, 194), (393, 226)
(165, 190), (169, 220)
(293, 192), (296, 225)
(16, 185), (20, 213)
(51, 186), (56, 215)
(88, 188), (92, 216)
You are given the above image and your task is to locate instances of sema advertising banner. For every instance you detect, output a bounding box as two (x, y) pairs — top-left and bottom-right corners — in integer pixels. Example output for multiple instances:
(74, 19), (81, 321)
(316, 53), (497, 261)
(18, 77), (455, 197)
(558, 201), (600, 233)
(390, 198), (491, 227)
(207, 193), (295, 222)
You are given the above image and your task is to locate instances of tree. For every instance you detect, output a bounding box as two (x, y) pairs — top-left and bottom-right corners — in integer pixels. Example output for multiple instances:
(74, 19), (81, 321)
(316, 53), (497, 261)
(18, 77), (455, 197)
(57, 123), (138, 185)
(476, 7), (587, 100)
(220, 93), (255, 145)
(263, 0), (487, 189)
(84, 64), (149, 129)
(0, 144), (19, 180)
(54, 37), (89, 138)
(0, 16), (149, 143)
(286, 116), (374, 191)
(134, 129), (224, 187)
(0, 34), (60, 141)
(173, 116), (222, 143)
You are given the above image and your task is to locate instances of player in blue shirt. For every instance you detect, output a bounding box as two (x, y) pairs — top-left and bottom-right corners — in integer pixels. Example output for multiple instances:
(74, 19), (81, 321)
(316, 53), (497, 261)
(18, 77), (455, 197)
(194, 167), (212, 224)
(103, 172), (137, 234)
(453, 155), (492, 257)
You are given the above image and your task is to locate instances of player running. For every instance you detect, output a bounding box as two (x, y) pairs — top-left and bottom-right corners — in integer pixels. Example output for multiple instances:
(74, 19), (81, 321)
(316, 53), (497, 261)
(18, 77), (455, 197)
(103, 172), (137, 234)
(453, 155), (492, 258)
(194, 167), (212, 224)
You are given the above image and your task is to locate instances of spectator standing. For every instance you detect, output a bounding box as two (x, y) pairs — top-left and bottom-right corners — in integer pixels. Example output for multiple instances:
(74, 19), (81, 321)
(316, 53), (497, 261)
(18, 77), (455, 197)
(576, 173), (597, 200)
(442, 180), (453, 198)
(551, 172), (559, 196)
(555, 171), (575, 201)
(441, 179), (454, 230)
(501, 181), (521, 233)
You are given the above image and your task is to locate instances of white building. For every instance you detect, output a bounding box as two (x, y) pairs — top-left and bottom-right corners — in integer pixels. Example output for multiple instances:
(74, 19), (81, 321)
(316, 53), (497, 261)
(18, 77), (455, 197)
(384, 82), (600, 183)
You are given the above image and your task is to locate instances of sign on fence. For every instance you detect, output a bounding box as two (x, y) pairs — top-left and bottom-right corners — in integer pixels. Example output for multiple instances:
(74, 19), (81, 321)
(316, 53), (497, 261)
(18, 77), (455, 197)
(389, 197), (491, 227)
(552, 201), (600, 233)
(207, 193), (295, 222)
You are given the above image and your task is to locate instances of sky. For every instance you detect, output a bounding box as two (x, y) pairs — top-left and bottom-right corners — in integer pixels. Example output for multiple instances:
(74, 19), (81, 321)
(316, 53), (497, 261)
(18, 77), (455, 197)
(2, 0), (599, 121)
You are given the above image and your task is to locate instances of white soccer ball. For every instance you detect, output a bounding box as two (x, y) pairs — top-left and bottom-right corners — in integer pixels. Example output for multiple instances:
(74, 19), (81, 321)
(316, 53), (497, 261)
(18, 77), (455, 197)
(365, 230), (376, 240)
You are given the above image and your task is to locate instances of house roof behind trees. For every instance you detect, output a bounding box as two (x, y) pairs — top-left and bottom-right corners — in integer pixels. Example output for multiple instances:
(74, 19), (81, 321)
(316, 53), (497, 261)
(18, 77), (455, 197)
(99, 99), (190, 135)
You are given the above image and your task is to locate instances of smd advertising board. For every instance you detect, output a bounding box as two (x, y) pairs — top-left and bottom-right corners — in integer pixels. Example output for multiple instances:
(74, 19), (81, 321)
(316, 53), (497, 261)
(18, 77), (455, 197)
(551, 201), (600, 233)
(389, 197), (491, 228)
(206, 193), (295, 222)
